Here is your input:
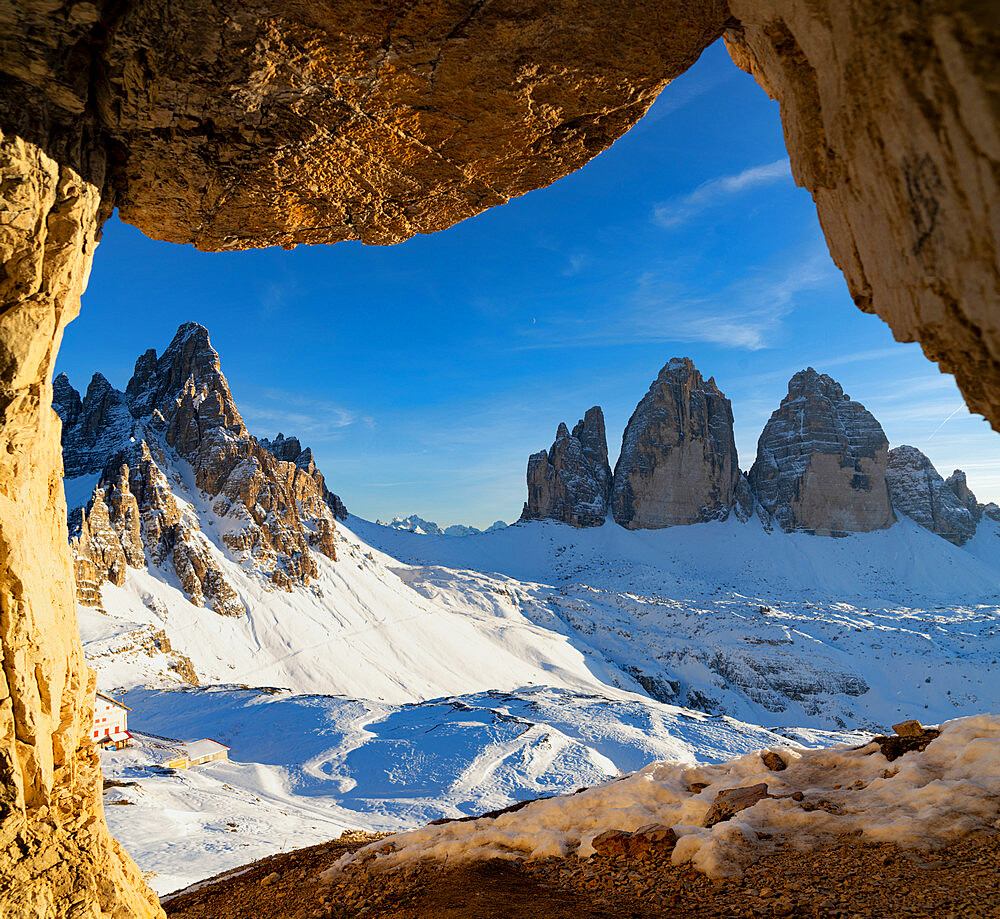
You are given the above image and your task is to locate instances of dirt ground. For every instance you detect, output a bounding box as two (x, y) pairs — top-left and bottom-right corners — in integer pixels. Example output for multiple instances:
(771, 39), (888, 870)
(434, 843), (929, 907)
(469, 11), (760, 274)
(163, 827), (1000, 919)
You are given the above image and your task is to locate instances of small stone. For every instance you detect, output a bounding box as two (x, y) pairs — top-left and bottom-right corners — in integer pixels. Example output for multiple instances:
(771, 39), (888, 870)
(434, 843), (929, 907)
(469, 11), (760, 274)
(773, 897), (795, 916)
(791, 791), (805, 802)
(892, 719), (923, 737)
(761, 751), (787, 771)
(260, 871), (279, 886)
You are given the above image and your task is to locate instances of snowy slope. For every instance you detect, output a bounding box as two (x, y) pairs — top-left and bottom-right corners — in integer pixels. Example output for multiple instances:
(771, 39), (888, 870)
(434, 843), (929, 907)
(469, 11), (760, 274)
(349, 513), (1000, 605)
(82, 510), (1000, 728)
(100, 685), (862, 895)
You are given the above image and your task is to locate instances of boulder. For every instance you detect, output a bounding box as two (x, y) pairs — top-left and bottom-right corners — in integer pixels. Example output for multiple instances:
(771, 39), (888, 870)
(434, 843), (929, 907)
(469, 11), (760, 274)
(885, 446), (979, 545)
(591, 824), (678, 858)
(748, 369), (895, 535)
(521, 406), (612, 527)
(703, 783), (772, 828)
(612, 358), (741, 528)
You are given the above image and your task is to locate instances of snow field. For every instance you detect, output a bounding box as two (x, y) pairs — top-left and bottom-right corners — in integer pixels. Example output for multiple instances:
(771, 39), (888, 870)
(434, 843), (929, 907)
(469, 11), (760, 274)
(331, 714), (1000, 880)
(101, 685), (860, 895)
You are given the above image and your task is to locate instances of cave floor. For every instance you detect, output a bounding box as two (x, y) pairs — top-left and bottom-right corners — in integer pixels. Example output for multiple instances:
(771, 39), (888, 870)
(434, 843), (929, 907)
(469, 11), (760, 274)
(162, 828), (1000, 919)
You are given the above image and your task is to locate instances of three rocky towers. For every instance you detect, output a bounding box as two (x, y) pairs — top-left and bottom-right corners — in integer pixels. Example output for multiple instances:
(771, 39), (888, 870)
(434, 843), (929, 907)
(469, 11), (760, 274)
(521, 357), (996, 545)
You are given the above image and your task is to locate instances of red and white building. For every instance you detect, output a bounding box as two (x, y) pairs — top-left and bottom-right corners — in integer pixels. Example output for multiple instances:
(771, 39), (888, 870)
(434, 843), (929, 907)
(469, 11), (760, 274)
(92, 692), (131, 749)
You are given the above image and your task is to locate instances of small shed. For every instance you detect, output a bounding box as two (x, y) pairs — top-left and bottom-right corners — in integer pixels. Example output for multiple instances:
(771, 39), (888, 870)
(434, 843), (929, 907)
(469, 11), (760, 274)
(183, 739), (230, 765)
(161, 739), (230, 769)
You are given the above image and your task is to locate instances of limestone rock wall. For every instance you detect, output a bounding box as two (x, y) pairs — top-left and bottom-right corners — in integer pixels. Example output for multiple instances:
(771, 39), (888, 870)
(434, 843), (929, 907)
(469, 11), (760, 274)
(725, 2), (1000, 431)
(749, 369), (895, 536)
(612, 358), (741, 529)
(0, 130), (163, 917)
(520, 406), (613, 527)
(886, 446), (981, 546)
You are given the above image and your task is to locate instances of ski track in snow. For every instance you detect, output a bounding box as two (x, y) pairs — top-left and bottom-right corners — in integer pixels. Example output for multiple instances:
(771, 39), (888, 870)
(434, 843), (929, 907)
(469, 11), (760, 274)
(74, 490), (999, 896)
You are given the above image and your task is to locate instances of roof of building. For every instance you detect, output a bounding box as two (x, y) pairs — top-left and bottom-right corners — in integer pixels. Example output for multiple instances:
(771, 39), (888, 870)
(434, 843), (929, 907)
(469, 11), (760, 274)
(96, 691), (131, 711)
(97, 730), (132, 744)
(181, 739), (230, 758)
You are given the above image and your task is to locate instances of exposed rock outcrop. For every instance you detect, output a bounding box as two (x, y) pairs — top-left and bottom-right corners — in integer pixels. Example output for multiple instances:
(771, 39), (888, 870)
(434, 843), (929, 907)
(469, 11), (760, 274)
(749, 369), (895, 536)
(885, 446), (980, 546)
(56, 324), (347, 609)
(56, 371), (138, 477)
(69, 465), (144, 607)
(612, 359), (741, 529)
(944, 470), (983, 526)
(725, 3), (1000, 430)
(521, 407), (613, 527)
(0, 129), (163, 917)
(260, 433), (348, 521)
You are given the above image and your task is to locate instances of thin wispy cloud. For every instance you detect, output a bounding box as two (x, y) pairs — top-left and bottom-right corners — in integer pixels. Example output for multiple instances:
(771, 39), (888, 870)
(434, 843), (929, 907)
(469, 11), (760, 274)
(653, 158), (792, 228)
(237, 386), (372, 442)
(516, 245), (835, 353)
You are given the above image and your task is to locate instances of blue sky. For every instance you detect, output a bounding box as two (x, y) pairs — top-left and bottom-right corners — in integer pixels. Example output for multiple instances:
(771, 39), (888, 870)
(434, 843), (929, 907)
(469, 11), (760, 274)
(59, 40), (999, 527)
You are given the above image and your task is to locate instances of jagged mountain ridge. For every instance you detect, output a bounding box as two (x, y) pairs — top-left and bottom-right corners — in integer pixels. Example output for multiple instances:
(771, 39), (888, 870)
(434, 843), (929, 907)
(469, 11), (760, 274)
(520, 358), (995, 545)
(57, 323), (348, 613)
(376, 515), (508, 536)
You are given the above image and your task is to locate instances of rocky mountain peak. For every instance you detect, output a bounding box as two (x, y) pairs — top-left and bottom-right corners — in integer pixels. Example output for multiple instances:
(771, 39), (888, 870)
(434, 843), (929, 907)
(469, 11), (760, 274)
(944, 469), (982, 523)
(886, 447), (980, 545)
(125, 322), (246, 440)
(521, 405), (613, 528)
(53, 372), (82, 426)
(61, 323), (350, 613)
(786, 367), (846, 402)
(572, 406), (610, 469)
(748, 368), (894, 535)
(611, 357), (740, 529)
(56, 371), (137, 477)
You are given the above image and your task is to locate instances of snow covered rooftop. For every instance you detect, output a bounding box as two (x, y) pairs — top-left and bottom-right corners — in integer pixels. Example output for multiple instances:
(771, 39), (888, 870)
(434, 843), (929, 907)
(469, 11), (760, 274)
(182, 739), (229, 759)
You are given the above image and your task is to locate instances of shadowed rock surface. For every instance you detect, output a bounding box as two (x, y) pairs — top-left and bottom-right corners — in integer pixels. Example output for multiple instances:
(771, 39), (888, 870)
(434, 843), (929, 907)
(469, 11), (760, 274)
(612, 358), (741, 529)
(885, 446), (981, 546)
(749, 369), (894, 536)
(521, 407), (613, 527)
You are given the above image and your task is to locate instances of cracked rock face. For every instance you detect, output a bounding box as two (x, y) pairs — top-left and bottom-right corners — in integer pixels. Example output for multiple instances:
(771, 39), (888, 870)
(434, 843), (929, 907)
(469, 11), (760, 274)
(56, 323), (347, 610)
(725, 2), (1000, 430)
(521, 406), (613, 527)
(261, 433), (349, 521)
(2, 0), (728, 252)
(885, 446), (981, 546)
(612, 358), (741, 529)
(0, 129), (163, 918)
(749, 369), (895, 536)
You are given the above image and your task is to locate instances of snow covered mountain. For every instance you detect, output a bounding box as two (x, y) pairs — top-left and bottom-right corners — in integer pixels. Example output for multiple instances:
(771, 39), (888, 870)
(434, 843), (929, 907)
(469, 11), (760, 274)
(60, 325), (999, 894)
(376, 514), (508, 536)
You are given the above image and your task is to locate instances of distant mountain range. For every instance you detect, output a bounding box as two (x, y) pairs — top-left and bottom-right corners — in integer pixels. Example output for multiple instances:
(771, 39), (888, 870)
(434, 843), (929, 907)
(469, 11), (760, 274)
(55, 322), (999, 726)
(376, 514), (508, 537)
